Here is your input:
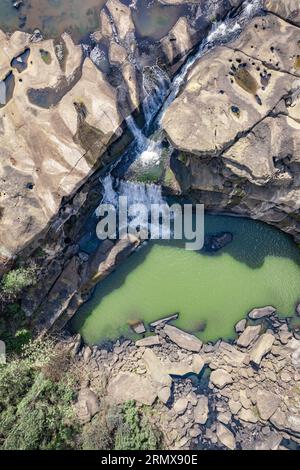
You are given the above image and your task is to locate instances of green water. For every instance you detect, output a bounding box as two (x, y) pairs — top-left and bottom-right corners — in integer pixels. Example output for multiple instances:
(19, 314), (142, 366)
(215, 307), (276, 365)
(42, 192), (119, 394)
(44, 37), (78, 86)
(73, 215), (300, 345)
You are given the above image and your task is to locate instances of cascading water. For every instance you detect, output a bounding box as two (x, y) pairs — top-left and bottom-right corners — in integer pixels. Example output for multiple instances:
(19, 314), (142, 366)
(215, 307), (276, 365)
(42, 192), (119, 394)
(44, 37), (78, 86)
(100, 0), (263, 213)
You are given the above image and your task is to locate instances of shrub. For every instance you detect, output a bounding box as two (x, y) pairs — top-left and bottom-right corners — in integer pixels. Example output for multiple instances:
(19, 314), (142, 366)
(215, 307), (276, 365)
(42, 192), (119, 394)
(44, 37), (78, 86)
(114, 401), (161, 451)
(0, 266), (37, 301)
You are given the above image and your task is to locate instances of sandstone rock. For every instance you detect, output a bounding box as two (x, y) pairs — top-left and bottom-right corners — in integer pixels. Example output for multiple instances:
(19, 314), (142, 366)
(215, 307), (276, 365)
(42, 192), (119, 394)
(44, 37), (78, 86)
(83, 346), (92, 363)
(238, 407), (259, 424)
(228, 399), (242, 415)
(192, 355), (205, 374)
(217, 411), (232, 425)
(131, 321), (146, 335)
(107, 372), (157, 405)
(237, 325), (261, 348)
(235, 319), (247, 333)
(164, 325), (202, 352)
(173, 398), (188, 415)
(194, 396), (209, 425)
(158, 386), (171, 405)
(270, 409), (300, 437)
(142, 349), (172, 388)
(248, 306), (276, 320)
(254, 432), (282, 451)
(210, 369), (233, 389)
(216, 423), (236, 450)
(189, 425), (201, 438)
(264, 0), (300, 25)
(218, 342), (248, 366)
(136, 336), (161, 347)
(256, 389), (281, 421)
(250, 333), (275, 366)
(75, 388), (100, 424)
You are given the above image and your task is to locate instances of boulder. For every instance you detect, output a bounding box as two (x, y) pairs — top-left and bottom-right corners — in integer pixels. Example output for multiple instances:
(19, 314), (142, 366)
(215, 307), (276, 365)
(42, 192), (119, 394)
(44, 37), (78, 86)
(235, 319), (247, 333)
(75, 388), (100, 424)
(136, 336), (161, 347)
(164, 325), (202, 352)
(254, 432), (282, 451)
(107, 372), (157, 406)
(216, 423), (236, 450)
(194, 396), (209, 425)
(237, 325), (261, 348)
(228, 399), (242, 415)
(142, 349), (172, 388)
(173, 397), (188, 415)
(210, 369), (233, 389)
(256, 389), (281, 421)
(250, 333), (275, 366)
(130, 321), (146, 335)
(218, 342), (248, 366)
(238, 407), (259, 424)
(248, 306), (276, 320)
(270, 409), (300, 437)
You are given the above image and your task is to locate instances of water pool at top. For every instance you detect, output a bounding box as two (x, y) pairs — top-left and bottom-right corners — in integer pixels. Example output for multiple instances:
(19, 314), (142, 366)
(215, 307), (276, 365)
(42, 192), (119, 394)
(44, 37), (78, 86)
(73, 215), (300, 345)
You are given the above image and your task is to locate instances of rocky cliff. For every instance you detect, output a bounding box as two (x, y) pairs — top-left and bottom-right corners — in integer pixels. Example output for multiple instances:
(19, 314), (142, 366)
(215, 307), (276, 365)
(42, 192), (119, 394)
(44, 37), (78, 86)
(163, 1), (300, 241)
(0, 0), (240, 271)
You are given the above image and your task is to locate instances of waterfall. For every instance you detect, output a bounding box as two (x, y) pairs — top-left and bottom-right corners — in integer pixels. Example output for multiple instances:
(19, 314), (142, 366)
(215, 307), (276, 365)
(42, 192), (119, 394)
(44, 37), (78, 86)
(142, 65), (171, 125)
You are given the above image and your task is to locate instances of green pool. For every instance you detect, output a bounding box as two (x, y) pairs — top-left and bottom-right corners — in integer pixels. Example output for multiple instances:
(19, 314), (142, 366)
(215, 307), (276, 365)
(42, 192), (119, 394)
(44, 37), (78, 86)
(73, 215), (300, 345)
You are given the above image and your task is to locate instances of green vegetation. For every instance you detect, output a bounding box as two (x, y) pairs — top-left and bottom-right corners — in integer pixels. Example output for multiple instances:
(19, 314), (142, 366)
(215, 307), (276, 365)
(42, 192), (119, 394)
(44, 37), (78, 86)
(39, 49), (52, 65)
(114, 401), (161, 450)
(0, 266), (37, 302)
(0, 340), (77, 450)
(81, 401), (161, 451)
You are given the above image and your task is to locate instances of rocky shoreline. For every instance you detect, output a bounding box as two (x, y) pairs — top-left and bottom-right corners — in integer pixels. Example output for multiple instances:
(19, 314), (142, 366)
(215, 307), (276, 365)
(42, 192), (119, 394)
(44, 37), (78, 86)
(68, 304), (300, 450)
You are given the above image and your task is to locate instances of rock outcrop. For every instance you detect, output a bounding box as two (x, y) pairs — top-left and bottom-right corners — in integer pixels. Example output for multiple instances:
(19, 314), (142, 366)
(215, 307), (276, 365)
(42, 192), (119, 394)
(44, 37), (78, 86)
(162, 13), (300, 241)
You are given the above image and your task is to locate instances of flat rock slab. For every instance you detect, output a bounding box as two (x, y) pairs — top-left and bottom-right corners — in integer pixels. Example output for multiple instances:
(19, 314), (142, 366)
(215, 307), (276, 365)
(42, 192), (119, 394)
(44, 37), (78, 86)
(216, 423), (236, 450)
(248, 306), (276, 320)
(107, 372), (157, 406)
(256, 388), (281, 421)
(237, 325), (261, 348)
(136, 336), (161, 347)
(210, 369), (233, 389)
(164, 325), (202, 352)
(250, 333), (275, 366)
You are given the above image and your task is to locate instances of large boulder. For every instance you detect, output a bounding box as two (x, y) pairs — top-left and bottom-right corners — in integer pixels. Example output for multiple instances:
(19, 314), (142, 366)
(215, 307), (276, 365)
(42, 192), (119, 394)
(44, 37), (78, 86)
(163, 325), (203, 352)
(256, 388), (281, 420)
(248, 306), (276, 320)
(210, 369), (233, 389)
(107, 372), (158, 405)
(194, 396), (209, 425)
(237, 325), (261, 348)
(216, 423), (236, 450)
(249, 333), (275, 366)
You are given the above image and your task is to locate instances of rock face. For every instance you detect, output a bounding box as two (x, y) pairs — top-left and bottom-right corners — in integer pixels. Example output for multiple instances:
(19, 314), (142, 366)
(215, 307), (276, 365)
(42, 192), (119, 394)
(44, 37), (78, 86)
(162, 13), (300, 242)
(0, 32), (122, 261)
(263, 0), (300, 25)
(163, 325), (203, 352)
